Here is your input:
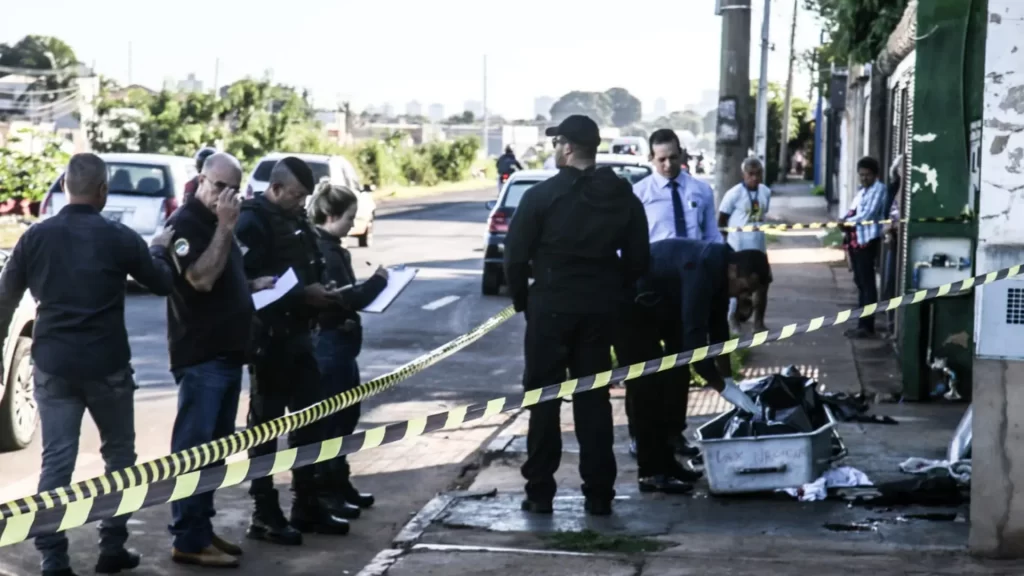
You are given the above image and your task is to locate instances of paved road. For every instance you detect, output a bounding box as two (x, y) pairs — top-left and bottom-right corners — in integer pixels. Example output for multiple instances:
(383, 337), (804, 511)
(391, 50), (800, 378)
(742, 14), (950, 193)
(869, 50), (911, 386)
(0, 186), (530, 575)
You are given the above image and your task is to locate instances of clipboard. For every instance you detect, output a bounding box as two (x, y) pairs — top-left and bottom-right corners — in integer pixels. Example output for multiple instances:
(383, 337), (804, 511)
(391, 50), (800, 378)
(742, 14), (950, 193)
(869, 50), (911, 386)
(361, 266), (418, 313)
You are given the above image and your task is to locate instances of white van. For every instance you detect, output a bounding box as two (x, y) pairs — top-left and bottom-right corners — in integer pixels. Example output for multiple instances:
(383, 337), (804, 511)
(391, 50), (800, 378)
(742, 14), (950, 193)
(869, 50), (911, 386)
(609, 137), (649, 158)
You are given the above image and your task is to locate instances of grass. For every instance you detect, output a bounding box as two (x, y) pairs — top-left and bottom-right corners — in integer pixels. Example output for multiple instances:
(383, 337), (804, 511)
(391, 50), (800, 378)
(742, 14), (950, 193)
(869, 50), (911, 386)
(0, 221), (29, 249)
(811, 184), (826, 196)
(542, 530), (668, 554)
(821, 228), (844, 248)
(372, 176), (494, 201)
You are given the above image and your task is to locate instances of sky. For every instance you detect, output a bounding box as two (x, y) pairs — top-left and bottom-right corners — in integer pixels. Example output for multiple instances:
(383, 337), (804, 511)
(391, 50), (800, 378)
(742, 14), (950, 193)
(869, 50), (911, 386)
(2, 0), (827, 119)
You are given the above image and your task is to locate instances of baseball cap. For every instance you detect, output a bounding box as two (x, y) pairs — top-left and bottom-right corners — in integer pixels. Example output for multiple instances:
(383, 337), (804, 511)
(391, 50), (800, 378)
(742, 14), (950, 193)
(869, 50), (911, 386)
(545, 115), (601, 148)
(278, 157), (316, 193)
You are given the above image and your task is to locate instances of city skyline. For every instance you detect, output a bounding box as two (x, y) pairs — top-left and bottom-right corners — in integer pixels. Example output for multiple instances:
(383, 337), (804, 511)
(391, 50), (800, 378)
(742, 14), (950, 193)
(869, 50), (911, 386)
(1, 0), (823, 119)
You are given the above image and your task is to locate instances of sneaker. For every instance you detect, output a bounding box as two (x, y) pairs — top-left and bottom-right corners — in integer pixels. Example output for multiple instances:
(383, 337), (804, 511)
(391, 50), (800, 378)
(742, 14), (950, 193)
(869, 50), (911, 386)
(211, 534), (243, 557)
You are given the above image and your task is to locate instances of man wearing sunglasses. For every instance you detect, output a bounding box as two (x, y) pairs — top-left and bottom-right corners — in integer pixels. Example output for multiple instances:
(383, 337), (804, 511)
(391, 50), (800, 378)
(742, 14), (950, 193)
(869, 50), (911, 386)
(161, 152), (276, 568)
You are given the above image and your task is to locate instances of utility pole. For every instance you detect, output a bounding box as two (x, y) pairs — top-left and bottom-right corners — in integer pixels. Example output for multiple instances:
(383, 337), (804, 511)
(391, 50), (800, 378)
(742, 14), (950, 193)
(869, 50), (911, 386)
(714, 0), (753, 205)
(127, 41), (133, 85)
(753, 0), (771, 163)
(482, 55), (489, 158)
(777, 0), (799, 183)
(213, 58), (220, 100)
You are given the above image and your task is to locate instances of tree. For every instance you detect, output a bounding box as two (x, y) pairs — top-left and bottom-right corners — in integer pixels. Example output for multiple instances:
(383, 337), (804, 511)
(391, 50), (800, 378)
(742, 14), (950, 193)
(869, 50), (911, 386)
(655, 110), (703, 135)
(804, 0), (907, 64)
(0, 35), (80, 101)
(605, 87), (642, 127)
(445, 111), (474, 124)
(549, 91), (613, 126)
(702, 109), (717, 134)
(747, 82), (812, 184)
(0, 129), (69, 204)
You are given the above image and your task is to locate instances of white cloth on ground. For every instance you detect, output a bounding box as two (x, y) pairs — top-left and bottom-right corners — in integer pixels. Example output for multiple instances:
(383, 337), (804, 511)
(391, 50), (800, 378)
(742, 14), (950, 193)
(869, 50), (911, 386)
(781, 466), (873, 502)
(898, 457), (972, 485)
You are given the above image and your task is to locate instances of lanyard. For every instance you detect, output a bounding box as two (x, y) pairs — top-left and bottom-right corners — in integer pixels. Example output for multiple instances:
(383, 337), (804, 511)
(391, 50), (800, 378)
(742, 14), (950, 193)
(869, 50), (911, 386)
(746, 186), (762, 222)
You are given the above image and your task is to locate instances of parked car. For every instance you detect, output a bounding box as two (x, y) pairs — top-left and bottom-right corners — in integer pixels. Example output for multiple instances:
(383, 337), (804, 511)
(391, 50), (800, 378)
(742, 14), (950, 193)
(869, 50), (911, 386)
(480, 155), (655, 296)
(246, 153), (376, 247)
(41, 153), (194, 245)
(0, 250), (39, 451)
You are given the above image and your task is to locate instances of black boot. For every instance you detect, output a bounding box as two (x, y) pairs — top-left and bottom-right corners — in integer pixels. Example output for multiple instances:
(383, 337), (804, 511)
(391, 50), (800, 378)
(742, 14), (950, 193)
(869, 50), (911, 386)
(341, 480), (375, 509)
(94, 548), (141, 574)
(319, 493), (362, 519)
(290, 496), (351, 535)
(247, 494), (303, 546)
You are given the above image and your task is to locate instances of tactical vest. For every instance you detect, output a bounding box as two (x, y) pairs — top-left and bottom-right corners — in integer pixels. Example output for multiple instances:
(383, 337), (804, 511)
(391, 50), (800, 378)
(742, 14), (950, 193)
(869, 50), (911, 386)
(240, 198), (326, 325)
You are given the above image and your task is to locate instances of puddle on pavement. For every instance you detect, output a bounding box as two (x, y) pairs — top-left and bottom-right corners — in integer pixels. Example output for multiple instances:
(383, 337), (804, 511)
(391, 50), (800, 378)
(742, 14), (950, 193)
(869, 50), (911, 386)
(825, 512), (962, 533)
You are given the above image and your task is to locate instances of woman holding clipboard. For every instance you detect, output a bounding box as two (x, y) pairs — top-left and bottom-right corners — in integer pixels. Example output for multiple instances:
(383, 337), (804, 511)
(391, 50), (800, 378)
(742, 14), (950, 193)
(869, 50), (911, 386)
(309, 182), (389, 516)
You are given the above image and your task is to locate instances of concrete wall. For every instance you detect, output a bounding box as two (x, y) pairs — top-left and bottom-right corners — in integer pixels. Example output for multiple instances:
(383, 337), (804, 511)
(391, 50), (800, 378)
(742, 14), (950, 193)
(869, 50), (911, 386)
(970, 0), (1024, 558)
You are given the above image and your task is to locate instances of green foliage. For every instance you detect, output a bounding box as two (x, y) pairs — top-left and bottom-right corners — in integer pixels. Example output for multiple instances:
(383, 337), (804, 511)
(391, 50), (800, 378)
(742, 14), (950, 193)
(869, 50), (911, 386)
(655, 110), (704, 135)
(804, 0), (908, 64)
(0, 129), (70, 202)
(749, 82), (812, 185)
(345, 136), (480, 189)
(0, 35), (80, 99)
(550, 87), (643, 127)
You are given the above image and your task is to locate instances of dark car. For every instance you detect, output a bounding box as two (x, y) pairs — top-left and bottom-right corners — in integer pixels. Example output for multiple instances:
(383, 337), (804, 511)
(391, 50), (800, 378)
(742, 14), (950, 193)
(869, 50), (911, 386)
(480, 156), (652, 296)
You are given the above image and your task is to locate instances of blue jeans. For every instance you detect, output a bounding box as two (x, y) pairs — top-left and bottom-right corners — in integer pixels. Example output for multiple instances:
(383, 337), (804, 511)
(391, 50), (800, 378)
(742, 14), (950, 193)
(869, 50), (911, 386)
(314, 329), (361, 482)
(168, 359), (242, 553)
(34, 367), (137, 573)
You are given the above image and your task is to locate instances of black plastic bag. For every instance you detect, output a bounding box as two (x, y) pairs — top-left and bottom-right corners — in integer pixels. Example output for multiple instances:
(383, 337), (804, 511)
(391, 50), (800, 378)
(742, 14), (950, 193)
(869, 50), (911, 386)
(723, 372), (824, 439)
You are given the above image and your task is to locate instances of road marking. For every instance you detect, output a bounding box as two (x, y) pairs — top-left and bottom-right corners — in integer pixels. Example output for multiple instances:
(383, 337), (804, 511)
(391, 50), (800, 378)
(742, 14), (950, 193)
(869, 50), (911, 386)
(422, 295), (461, 311)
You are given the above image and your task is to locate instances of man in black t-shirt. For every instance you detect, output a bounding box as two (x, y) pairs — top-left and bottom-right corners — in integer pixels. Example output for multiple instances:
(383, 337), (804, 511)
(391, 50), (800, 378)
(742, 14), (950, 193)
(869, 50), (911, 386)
(160, 152), (275, 568)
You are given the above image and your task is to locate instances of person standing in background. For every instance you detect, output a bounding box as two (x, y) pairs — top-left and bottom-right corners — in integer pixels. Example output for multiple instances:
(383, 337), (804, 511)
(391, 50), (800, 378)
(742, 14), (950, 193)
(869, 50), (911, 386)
(162, 152), (277, 568)
(184, 147), (217, 202)
(843, 156), (888, 339)
(308, 182), (389, 516)
(0, 153), (175, 576)
(718, 156), (773, 333)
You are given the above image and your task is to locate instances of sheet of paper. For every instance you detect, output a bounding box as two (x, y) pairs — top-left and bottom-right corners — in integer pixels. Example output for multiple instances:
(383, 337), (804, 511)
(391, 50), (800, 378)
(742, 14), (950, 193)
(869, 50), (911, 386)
(252, 267), (298, 311)
(362, 267), (418, 313)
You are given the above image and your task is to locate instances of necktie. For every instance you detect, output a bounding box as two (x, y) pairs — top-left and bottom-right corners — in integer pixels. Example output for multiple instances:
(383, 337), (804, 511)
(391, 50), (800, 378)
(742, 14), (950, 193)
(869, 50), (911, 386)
(670, 180), (687, 238)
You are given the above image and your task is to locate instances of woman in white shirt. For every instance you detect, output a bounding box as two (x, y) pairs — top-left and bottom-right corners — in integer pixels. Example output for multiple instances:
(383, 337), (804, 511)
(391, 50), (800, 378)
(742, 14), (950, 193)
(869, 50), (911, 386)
(718, 157), (773, 333)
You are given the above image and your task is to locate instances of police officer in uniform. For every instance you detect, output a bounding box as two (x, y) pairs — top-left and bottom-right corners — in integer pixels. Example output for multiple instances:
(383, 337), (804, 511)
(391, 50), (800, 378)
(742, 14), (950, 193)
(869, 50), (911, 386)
(504, 115), (650, 517)
(235, 157), (350, 544)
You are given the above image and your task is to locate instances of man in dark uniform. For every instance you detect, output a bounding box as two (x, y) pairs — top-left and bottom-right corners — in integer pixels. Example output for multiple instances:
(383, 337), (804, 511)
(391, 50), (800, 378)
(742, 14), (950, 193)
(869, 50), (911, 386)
(235, 157), (350, 545)
(631, 238), (767, 493)
(162, 153), (277, 568)
(504, 114), (650, 517)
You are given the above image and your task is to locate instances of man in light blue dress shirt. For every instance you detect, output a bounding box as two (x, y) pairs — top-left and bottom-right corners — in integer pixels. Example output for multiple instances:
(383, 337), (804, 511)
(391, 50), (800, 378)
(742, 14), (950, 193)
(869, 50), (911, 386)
(632, 130), (722, 244)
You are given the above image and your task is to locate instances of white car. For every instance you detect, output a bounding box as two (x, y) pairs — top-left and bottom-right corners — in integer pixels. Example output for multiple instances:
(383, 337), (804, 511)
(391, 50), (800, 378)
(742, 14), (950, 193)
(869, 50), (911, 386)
(595, 153), (653, 184)
(245, 153), (376, 247)
(41, 153), (194, 244)
(0, 250), (39, 451)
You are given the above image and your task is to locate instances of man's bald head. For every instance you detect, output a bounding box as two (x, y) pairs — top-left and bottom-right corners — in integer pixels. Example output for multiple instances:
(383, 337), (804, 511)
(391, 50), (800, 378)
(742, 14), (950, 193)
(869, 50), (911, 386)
(266, 157), (315, 212)
(64, 153), (108, 198)
(196, 152), (243, 210)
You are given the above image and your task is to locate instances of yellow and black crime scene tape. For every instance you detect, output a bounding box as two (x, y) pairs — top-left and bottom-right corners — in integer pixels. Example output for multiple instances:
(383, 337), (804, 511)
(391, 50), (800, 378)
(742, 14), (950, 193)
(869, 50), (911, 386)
(1, 264), (1019, 547)
(722, 215), (972, 233)
(0, 306), (516, 521)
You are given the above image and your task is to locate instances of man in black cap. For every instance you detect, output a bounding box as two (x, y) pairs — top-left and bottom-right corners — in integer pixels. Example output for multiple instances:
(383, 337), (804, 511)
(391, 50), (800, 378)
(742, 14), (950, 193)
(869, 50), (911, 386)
(235, 157), (352, 545)
(504, 114), (650, 516)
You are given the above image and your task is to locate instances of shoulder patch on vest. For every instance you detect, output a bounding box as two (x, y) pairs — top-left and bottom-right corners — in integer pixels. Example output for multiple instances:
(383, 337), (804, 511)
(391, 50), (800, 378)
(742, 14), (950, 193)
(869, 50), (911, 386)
(173, 238), (190, 257)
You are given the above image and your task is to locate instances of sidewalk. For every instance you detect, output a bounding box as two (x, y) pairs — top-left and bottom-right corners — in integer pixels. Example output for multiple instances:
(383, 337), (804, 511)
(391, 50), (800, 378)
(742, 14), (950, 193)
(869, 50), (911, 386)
(355, 183), (1021, 575)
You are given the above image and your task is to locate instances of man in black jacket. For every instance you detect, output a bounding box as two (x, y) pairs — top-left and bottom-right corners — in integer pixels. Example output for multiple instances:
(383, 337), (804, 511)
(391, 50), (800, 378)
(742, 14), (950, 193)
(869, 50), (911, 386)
(0, 153), (175, 576)
(504, 115), (650, 516)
